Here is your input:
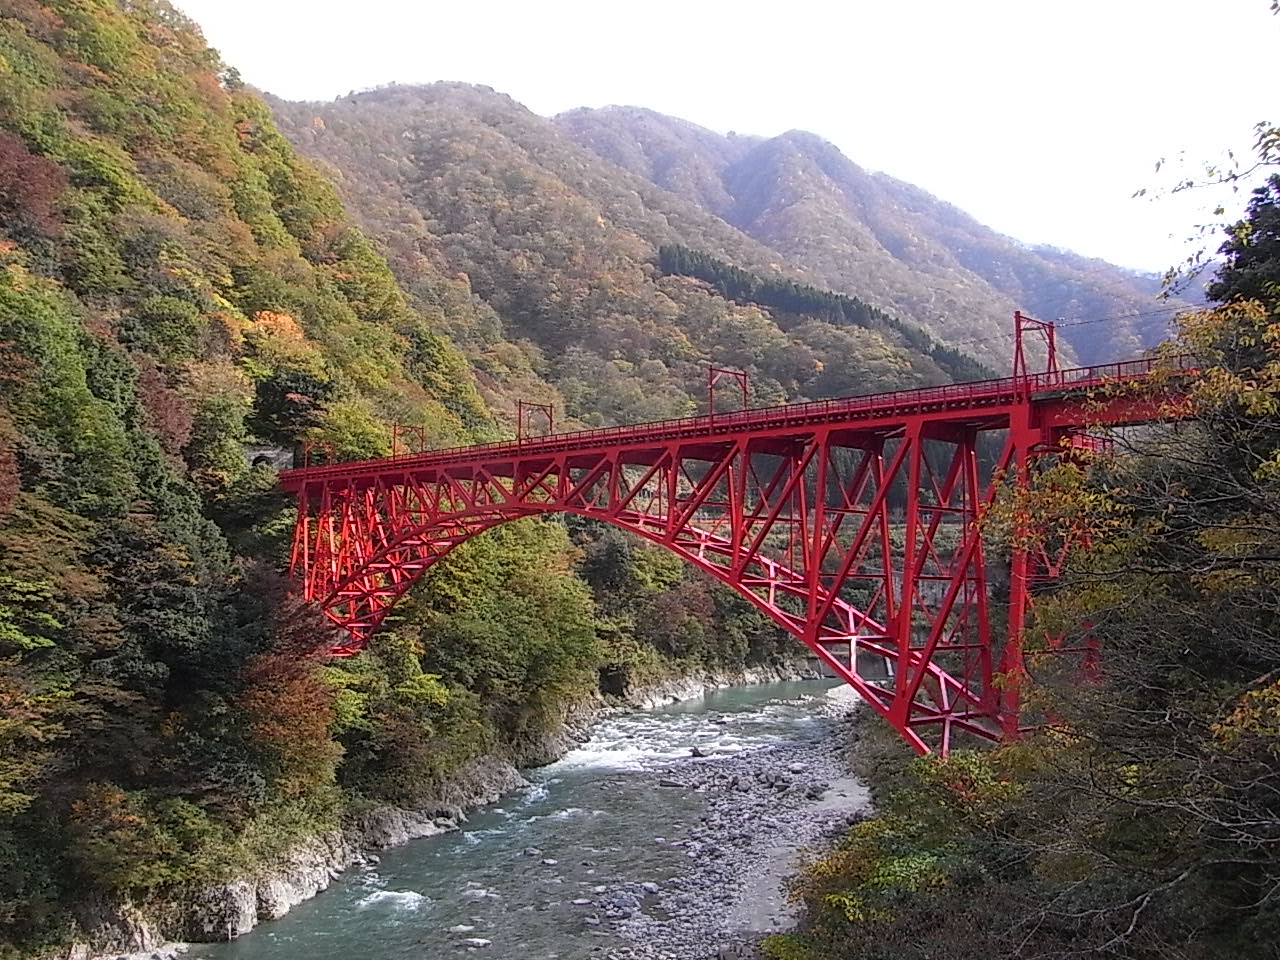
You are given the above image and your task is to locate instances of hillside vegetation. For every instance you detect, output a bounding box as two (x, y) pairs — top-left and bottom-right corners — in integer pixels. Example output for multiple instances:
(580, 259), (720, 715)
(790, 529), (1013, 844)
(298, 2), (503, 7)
(0, 4), (793, 953)
(271, 84), (985, 429)
(269, 87), (1188, 435)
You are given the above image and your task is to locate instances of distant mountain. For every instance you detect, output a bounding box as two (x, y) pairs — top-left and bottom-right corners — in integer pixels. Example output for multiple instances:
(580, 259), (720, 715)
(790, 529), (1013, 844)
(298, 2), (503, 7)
(555, 106), (1186, 363)
(271, 84), (991, 429)
(271, 86), (1189, 432)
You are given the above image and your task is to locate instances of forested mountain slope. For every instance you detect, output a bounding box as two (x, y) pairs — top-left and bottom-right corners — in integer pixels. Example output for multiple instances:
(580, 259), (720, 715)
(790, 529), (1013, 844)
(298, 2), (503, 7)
(556, 105), (1185, 363)
(0, 4), (797, 953)
(271, 85), (977, 429)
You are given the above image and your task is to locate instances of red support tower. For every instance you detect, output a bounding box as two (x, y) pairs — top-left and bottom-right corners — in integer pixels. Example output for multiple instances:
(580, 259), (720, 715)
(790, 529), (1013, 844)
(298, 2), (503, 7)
(390, 423), (426, 457)
(1013, 309), (1059, 382)
(281, 315), (1194, 755)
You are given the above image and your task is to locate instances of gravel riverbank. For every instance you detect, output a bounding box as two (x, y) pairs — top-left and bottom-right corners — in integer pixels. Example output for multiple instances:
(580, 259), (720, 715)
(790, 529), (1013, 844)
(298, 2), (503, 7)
(594, 687), (869, 960)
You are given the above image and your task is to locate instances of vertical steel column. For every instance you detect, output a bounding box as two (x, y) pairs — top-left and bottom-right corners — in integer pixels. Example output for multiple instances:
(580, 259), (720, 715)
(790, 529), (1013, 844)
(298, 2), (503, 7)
(962, 435), (995, 717)
(890, 423), (924, 728)
(1013, 311), (1059, 383)
(728, 441), (746, 558)
(289, 484), (311, 586)
(874, 442), (895, 632)
(1000, 413), (1039, 739)
(806, 431), (829, 624)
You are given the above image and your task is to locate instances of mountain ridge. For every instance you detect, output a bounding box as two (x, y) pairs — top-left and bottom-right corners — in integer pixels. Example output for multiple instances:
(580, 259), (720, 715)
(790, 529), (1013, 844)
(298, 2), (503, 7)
(553, 103), (1185, 362)
(271, 83), (985, 430)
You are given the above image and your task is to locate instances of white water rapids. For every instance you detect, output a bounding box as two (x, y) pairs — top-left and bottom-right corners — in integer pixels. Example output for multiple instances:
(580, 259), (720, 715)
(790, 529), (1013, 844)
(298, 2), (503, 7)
(189, 680), (857, 960)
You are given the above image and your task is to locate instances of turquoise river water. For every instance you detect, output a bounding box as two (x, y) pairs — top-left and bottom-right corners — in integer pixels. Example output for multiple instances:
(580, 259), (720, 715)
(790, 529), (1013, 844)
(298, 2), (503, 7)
(188, 680), (839, 960)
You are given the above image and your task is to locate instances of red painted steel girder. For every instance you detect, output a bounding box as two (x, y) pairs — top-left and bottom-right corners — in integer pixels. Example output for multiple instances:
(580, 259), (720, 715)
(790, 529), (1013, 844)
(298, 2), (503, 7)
(281, 353), (1194, 755)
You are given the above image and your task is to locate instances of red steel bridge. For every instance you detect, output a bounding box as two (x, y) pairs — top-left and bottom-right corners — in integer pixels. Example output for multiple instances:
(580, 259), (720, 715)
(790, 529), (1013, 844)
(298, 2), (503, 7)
(280, 316), (1192, 755)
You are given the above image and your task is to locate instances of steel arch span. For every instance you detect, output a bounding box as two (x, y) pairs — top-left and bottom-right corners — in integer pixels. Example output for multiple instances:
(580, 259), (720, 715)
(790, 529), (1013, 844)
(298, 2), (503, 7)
(281, 340), (1193, 755)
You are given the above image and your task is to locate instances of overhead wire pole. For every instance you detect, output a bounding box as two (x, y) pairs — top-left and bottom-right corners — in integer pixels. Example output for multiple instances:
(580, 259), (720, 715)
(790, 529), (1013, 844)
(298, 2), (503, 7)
(707, 365), (748, 422)
(1013, 310), (1060, 383)
(390, 423), (426, 457)
(516, 400), (555, 443)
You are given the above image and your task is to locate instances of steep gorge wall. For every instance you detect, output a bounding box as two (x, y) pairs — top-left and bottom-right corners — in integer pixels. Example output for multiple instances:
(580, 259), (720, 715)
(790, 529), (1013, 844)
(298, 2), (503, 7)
(71, 662), (820, 959)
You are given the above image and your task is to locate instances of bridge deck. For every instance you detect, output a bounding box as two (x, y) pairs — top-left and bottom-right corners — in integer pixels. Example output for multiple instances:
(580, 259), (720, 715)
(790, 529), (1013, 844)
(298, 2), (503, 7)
(281, 355), (1189, 491)
(281, 347), (1198, 751)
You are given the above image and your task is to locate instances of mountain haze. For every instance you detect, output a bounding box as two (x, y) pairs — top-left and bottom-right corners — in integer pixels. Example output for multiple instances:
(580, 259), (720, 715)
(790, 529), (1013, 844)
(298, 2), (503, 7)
(555, 105), (1183, 363)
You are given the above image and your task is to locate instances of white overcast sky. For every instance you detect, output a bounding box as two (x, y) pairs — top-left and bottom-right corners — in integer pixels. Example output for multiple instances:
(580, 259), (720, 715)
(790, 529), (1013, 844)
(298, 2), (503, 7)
(174, 0), (1277, 273)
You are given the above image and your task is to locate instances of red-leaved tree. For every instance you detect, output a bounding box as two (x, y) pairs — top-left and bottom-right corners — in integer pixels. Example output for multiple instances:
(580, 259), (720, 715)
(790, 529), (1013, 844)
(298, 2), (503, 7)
(0, 132), (67, 238)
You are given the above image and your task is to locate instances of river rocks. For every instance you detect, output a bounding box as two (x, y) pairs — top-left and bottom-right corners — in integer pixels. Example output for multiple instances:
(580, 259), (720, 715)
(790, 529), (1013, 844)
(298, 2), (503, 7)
(140, 755), (526, 956)
(352, 807), (443, 848)
(66, 896), (173, 960)
(94, 947), (189, 960)
(603, 687), (870, 960)
(458, 937), (492, 948)
(447, 924), (476, 933)
(183, 881), (257, 940)
(510, 693), (603, 766)
(180, 829), (367, 939)
(259, 831), (361, 921)
(423, 755), (529, 815)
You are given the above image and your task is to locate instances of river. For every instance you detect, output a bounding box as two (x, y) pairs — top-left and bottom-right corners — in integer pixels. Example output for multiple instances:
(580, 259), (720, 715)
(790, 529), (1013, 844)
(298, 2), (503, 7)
(189, 680), (866, 960)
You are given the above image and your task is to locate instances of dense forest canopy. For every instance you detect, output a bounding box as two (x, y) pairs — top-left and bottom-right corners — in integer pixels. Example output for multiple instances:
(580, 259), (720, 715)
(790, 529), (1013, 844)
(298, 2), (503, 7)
(269, 85), (957, 427)
(269, 83), (1188, 430)
(555, 105), (1191, 364)
(0, 4), (795, 953)
(656, 244), (993, 382)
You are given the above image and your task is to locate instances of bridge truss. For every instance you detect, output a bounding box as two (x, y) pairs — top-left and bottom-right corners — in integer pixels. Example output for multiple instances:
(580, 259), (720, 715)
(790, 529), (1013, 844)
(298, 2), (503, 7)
(281, 321), (1189, 754)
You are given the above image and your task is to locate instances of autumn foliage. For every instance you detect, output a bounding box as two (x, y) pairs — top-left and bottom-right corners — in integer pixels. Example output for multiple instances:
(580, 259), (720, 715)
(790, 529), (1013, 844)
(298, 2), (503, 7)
(0, 6), (796, 955)
(0, 132), (66, 237)
(237, 591), (341, 801)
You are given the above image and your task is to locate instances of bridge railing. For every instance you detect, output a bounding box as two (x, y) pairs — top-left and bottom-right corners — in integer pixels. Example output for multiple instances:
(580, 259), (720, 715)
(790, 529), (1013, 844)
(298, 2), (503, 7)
(283, 353), (1197, 480)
